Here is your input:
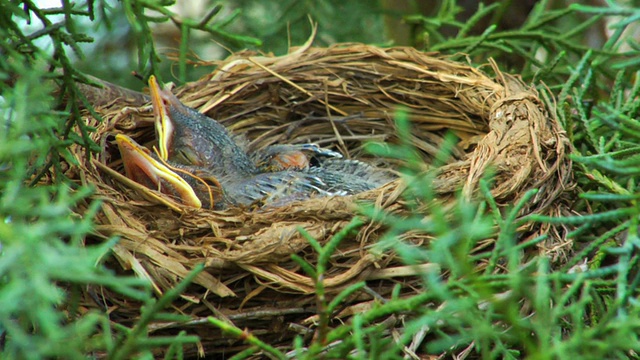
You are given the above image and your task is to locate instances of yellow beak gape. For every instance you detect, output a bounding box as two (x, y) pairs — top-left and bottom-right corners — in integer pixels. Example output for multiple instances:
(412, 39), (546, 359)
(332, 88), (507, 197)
(149, 75), (173, 161)
(115, 134), (202, 208)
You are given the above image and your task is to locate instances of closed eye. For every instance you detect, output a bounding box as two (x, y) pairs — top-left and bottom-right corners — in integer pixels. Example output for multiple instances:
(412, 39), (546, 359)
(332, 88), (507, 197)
(176, 148), (204, 167)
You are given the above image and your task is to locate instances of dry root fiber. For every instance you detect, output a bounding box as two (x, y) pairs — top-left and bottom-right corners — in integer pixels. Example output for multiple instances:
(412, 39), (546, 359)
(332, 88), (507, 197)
(69, 43), (571, 356)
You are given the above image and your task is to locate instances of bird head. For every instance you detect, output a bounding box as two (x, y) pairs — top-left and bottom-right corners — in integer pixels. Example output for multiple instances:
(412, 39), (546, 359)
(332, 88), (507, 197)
(148, 75), (255, 175)
(116, 133), (222, 209)
(254, 143), (343, 172)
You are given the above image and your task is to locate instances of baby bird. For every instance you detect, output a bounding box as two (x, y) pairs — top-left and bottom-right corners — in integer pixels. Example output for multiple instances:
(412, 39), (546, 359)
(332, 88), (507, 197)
(116, 75), (393, 209)
(116, 134), (333, 209)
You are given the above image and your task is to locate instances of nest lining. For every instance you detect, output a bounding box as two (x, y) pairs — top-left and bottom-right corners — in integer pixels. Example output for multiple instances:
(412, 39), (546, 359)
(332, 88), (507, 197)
(70, 43), (572, 356)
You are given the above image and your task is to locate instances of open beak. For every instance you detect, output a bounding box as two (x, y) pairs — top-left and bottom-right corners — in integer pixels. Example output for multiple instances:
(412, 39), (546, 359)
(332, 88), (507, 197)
(149, 75), (174, 161)
(115, 134), (203, 208)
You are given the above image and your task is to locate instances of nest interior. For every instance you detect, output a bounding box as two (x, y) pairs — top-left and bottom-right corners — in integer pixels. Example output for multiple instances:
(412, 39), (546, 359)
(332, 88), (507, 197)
(72, 44), (572, 356)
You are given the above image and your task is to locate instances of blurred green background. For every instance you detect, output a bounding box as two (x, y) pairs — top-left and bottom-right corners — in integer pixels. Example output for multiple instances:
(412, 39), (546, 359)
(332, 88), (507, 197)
(65, 0), (391, 89)
(33, 0), (610, 90)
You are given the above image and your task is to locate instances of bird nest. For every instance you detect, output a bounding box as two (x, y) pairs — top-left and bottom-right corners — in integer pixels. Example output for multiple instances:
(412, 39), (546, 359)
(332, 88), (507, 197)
(71, 43), (571, 357)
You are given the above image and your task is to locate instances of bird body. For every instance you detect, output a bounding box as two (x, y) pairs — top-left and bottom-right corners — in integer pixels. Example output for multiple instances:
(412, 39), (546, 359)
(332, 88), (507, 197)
(309, 159), (396, 194)
(221, 170), (335, 207)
